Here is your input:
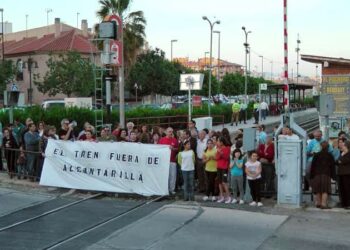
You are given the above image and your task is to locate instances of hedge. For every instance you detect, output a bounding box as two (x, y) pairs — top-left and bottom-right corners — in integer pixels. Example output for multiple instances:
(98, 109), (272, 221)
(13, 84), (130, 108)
(0, 103), (255, 131)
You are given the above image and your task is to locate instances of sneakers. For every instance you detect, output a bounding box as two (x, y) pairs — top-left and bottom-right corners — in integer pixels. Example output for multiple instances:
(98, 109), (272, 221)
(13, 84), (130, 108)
(239, 200), (244, 205)
(202, 196), (209, 201)
(231, 198), (238, 204)
(257, 202), (263, 207)
(225, 197), (232, 204)
(211, 196), (217, 202)
(249, 201), (257, 206)
(217, 196), (225, 203)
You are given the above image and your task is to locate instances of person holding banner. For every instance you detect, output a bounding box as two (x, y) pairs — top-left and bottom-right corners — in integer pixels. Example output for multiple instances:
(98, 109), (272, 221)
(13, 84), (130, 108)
(178, 140), (195, 201)
(159, 127), (179, 195)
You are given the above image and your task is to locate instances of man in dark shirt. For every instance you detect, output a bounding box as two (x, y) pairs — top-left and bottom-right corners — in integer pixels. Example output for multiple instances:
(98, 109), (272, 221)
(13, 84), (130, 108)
(58, 118), (74, 141)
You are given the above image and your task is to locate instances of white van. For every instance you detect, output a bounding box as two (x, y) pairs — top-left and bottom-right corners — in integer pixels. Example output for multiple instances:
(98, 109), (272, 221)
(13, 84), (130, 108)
(41, 100), (65, 109)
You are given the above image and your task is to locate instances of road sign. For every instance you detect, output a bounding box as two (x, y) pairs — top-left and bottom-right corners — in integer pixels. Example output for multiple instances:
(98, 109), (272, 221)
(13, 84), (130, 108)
(11, 83), (19, 91)
(110, 40), (122, 66)
(192, 96), (202, 107)
(260, 83), (268, 90)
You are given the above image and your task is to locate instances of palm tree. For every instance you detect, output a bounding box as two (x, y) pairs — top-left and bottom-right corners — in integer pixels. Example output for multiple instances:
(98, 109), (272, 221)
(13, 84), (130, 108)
(96, 0), (146, 76)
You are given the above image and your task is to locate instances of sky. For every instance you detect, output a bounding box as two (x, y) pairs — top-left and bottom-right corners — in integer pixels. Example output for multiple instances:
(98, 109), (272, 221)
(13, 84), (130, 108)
(1, 0), (350, 77)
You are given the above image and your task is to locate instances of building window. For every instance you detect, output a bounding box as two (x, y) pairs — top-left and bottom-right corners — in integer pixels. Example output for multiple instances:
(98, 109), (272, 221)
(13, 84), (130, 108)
(16, 59), (24, 81)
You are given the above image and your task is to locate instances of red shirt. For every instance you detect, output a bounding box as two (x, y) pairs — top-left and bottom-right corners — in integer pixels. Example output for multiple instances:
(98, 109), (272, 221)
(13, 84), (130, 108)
(258, 143), (275, 163)
(159, 136), (179, 163)
(216, 146), (230, 169)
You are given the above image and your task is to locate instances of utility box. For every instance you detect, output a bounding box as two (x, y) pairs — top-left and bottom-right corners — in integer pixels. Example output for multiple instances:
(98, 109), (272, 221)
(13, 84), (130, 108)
(193, 117), (212, 131)
(277, 139), (302, 207)
(243, 127), (257, 152)
(319, 94), (335, 116)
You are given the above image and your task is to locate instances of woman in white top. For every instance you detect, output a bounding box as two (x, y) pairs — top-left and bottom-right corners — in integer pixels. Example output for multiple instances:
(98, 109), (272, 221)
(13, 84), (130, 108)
(245, 151), (263, 207)
(178, 140), (195, 201)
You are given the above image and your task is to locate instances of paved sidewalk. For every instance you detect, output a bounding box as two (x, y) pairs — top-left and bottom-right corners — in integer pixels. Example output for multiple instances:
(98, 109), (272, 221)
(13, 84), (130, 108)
(212, 108), (318, 134)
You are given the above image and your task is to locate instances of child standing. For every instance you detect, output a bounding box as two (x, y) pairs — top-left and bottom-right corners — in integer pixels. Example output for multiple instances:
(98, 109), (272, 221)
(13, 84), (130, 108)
(245, 151), (263, 207)
(229, 149), (244, 204)
(216, 136), (231, 203)
(202, 139), (217, 202)
(16, 151), (27, 179)
(178, 140), (195, 201)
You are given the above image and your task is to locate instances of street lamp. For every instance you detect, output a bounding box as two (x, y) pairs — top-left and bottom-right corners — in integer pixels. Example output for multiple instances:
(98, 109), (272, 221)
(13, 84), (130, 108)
(134, 83), (138, 102)
(202, 16), (220, 117)
(26, 14), (29, 38)
(259, 55), (264, 78)
(296, 34), (301, 84)
(76, 12), (80, 28)
(213, 30), (221, 84)
(22, 58), (38, 106)
(204, 51), (209, 69)
(0, 8), (4, 63)
(242, 26), (252, 121)
(46, 8), (52, 33)
(170, 39), (177, 61)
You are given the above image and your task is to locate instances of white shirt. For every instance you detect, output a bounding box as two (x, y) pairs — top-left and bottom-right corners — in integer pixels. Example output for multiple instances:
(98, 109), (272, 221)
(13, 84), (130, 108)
(179, 150), (195, 171)
(259, 101), (269, 110)
(196, 138), (207, 159)
(279, 134), (300, 140)
(245, 160), (262, 180)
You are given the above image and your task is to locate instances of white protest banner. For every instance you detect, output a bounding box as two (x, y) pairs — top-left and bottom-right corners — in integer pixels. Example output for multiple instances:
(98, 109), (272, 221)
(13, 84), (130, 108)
(40, 140), (170, 196)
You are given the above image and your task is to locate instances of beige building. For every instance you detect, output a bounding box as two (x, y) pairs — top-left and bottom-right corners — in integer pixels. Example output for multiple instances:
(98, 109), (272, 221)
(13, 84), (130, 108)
(174, 57), (243, 79)
(1, 18), (97, 105)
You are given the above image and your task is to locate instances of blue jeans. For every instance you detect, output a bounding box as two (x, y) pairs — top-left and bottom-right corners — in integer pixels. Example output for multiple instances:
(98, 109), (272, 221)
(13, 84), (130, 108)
(182, 170), (194, 201)
(26, 153), (37, 179)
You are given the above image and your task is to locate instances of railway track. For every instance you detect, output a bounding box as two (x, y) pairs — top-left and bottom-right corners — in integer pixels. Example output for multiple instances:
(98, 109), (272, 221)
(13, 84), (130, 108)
(297, 117), (319, 134)
(0, 192), (166, 249)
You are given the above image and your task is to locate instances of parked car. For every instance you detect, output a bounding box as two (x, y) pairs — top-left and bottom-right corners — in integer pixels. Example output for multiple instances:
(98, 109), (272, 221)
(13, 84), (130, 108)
(41, 100), (65, 109)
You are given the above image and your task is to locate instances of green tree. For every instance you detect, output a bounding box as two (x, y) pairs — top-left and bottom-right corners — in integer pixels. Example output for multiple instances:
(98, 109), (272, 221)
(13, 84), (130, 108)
(0, 60), (16, 98)
(221, 73), (244, 96)
(34, 51), (95, 97)
(194, 70), (219, 97)
(97, 0), (146, 75)
(127, 48), (179, 99)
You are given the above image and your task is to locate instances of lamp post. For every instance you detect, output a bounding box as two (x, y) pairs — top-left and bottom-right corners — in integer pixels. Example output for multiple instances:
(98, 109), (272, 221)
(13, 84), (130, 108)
(242, 26), (252, 121)
(23, 58), (38, 106)
(259, 55), (264, 78)
(46, 8), (52, 33)
(204, 51), (209, 69)
(270, 61), (273, 81)
(25, 14), (28, 38)
(213, 30), (221, 83)
(76, 12), (80, 28)
(202, 16), (220, 117)
(0, 8), (4, 63)
(134, 83), (138, 103)
(170, 39), (177, 61)
(296, 34), (301, 84)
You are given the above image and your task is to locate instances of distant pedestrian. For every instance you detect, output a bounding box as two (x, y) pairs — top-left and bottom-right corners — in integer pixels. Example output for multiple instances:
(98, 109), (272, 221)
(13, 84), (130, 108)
(231, 101), (241, 126)
(259, 101), (269, 120)
(253, 101), (259, 124)
(229, 149), (244, 204)
(239, 101), (247, 124)
(24, 123), (40, 181)
(245, 151), (263, 207)
(178, 140), (195, 201)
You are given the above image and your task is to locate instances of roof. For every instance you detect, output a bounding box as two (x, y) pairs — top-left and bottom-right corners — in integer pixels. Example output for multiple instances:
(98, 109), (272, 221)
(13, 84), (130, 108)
(301, 54), (350, 66)
(218, 59), (242, 67)
(2, 30), (97, 56)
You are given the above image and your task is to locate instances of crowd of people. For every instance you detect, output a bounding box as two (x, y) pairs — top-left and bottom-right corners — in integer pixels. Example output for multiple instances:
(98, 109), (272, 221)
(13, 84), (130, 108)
(0, 116), (349, 209)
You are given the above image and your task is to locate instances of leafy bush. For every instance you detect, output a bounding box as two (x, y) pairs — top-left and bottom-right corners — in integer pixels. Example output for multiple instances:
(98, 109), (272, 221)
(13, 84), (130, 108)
(0, 103), (255, 130)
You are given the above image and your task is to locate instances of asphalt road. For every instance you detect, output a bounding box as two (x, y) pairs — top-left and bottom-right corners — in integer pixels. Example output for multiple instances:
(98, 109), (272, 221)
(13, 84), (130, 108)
(1, 187), (350, 250)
